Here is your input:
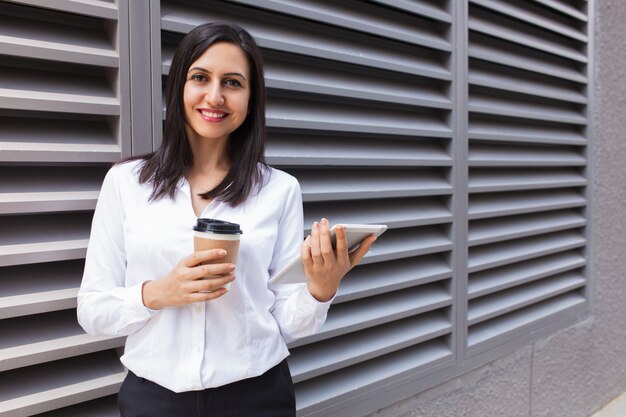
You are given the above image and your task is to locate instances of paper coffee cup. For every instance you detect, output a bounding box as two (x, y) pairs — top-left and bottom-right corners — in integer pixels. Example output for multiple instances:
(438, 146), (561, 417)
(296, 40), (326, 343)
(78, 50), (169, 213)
(193, 219), (242, 291)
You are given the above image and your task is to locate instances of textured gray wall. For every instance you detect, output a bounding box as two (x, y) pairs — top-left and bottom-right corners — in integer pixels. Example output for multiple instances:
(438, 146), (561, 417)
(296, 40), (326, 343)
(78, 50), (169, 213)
(365, 1), (626, 416)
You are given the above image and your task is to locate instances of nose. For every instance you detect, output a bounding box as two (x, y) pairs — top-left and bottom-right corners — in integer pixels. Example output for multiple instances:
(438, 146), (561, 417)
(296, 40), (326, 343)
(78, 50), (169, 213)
(205, 81), (224, 106)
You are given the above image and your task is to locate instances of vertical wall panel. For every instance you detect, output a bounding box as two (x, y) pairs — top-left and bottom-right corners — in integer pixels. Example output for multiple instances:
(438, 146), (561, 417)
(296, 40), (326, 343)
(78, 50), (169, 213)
(0, 1), (128, 416)
(466, 0), (589, 356)
(158, 1), (455, 415)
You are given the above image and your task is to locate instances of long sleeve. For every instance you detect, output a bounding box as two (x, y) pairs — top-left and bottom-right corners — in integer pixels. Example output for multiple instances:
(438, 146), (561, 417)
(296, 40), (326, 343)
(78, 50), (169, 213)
(77, 166), (157, 336)
(269, 179), (333, 343)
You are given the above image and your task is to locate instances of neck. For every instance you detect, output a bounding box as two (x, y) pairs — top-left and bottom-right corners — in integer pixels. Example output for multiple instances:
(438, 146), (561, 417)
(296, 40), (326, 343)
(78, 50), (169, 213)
(185, 125), (232, 179)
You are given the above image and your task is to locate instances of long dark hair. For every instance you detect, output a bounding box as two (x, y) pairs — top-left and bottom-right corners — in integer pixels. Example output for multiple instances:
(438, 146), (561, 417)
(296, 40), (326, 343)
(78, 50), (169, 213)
(137, 22), (267, 206)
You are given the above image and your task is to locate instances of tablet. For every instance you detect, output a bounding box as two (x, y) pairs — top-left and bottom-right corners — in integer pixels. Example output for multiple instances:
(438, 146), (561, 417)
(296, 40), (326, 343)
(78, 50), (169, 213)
(269, 224), (387, 285)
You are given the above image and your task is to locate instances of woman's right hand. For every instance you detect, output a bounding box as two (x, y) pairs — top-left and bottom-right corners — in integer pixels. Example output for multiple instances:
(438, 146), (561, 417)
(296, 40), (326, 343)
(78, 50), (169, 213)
(141, 249), (236, 310)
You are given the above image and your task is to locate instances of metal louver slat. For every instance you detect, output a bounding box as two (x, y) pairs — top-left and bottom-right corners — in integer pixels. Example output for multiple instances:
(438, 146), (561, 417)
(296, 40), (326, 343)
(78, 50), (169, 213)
(469, 90), (586, 124)
(230, 0), (452, 51)
(0, 167), (106, 214)
(30, 395), (118, 417)
(0, 310), (124, 372)
(0, 212), (93, 268)
(468, 293), (585, 349)
(469, 61), (587, 104)
(289, 313), (451, 383)
(289, 283), (452, 349)
(468, 271), (585, 325)
(266, 96), (451, 136)
(263, 52), (451, 109)
(296, 169), (451, 202)
(469, 6), (587, 63)
(469, 168), (586, 193)
(368, 0), (452, 23)
(468, 209), (586, 246)
(468, 230), (586, 273)
(8, 0), (119, 20)
(533, 0), (588, 22)
(468, 251), (586, 299)
(468, 115), (586, 145)
(266, 134), (451, 167)
(0, 111), (120, 163)
(0, 351), (125, 417)
(469, 0), (587, 41)
(0, 67), (119, 116)
(295, 340), (451, 413)
(359, 226), (452, 265)
(0, 1), (118, 66)
(28, 396), (118, 417)
(468, 32), (586, 83)
(336, 256), (452, 303)
(469, 189), (586, 219)
(469, 142), (585, 167)
(0, 242), (88, 268)
(304, 198), (451, 230)
(0, 261), (84, 319)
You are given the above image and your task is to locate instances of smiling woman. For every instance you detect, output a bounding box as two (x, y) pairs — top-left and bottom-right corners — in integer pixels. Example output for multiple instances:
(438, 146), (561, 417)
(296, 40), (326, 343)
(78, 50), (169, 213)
(76, 22), (376, 417)
(138, 23), (267, 206)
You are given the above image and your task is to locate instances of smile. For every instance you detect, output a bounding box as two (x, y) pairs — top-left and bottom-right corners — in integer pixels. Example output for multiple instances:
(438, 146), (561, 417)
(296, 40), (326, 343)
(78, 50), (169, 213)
(198, 109), (229, 121)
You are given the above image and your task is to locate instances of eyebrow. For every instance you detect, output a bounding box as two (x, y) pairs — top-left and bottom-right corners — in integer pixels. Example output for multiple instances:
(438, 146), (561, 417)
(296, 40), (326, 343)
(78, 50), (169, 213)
(188, 67), (247, 81)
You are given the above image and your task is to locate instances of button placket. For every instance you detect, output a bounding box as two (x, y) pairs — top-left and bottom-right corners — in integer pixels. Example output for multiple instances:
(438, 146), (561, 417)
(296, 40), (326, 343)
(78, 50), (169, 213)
(191, 302), (206, 388)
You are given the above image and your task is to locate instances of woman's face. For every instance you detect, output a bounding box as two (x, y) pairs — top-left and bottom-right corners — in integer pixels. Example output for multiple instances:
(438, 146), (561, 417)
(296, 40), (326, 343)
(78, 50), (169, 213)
(183, 42), (251, 144)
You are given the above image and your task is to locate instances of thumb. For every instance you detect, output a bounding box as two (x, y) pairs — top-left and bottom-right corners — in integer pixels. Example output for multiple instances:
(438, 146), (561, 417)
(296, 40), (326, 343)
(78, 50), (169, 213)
(348, 235), (377, 268)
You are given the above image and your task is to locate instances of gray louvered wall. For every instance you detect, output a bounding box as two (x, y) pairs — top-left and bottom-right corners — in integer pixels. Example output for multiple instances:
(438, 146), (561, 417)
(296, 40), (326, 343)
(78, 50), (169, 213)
(0, 0), (127, 415)
(0, 0), (591, 416)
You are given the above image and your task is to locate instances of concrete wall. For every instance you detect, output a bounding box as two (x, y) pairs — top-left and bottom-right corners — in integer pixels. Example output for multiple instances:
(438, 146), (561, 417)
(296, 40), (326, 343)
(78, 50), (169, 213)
(365, 1), (626, 416)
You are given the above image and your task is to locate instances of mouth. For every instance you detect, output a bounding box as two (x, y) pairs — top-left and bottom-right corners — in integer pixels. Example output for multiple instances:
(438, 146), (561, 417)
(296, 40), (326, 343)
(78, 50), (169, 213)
(197, 109), (229, 122)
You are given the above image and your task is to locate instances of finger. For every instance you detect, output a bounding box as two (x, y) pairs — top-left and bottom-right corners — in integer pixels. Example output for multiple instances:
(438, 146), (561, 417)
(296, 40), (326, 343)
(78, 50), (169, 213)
(187, 287), (229, 303)
(184, 249), (227, 267)
(191, 274), (236, 292)
(334, 225), (350, 264)
(348, 235), (377, 268)
(319, 218), (335, 263)
(189, 263), (236, 280)
(301, 235), (313, 268)
(310, 221), (323, 265)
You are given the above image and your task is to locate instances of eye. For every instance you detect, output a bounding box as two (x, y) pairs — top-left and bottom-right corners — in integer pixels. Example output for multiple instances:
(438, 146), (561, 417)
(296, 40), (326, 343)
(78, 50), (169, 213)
(190, 73), (207, 82)
(224, 79), (242, 88)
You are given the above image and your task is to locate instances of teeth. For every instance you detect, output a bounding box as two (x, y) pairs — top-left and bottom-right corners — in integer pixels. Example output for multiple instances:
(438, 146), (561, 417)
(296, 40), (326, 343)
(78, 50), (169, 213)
(201, 110), (226, 118)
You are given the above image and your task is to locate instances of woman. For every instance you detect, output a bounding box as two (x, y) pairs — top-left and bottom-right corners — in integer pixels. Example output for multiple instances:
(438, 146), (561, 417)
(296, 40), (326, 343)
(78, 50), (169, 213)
(77, 22), (375, 417)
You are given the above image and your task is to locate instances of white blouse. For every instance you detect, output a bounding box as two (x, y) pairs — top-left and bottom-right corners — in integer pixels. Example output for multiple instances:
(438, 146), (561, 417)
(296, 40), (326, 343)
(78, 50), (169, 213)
(77, 160), (332, 392)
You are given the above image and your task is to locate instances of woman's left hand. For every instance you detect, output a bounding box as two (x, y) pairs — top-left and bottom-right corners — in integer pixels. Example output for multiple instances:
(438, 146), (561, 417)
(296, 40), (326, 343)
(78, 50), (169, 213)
(302, 218), (377, 302)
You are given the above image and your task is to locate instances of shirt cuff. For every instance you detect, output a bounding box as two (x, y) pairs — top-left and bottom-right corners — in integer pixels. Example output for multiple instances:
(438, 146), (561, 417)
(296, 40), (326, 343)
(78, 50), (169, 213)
(301, 285), (335, 311)
(121, 281), (160, 319)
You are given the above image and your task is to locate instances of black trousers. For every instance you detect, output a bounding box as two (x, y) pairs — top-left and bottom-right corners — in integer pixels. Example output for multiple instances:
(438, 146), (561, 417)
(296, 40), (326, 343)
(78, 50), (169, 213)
(118, 360), (296, 417)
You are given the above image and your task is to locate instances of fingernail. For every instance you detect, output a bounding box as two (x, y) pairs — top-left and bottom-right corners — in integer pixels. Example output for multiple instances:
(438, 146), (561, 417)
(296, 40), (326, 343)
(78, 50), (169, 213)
(230, 265), (236, 271)
(321, 218), (328, 225)
(313, 222), (319, 230)
(219, 249), (227, 255)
